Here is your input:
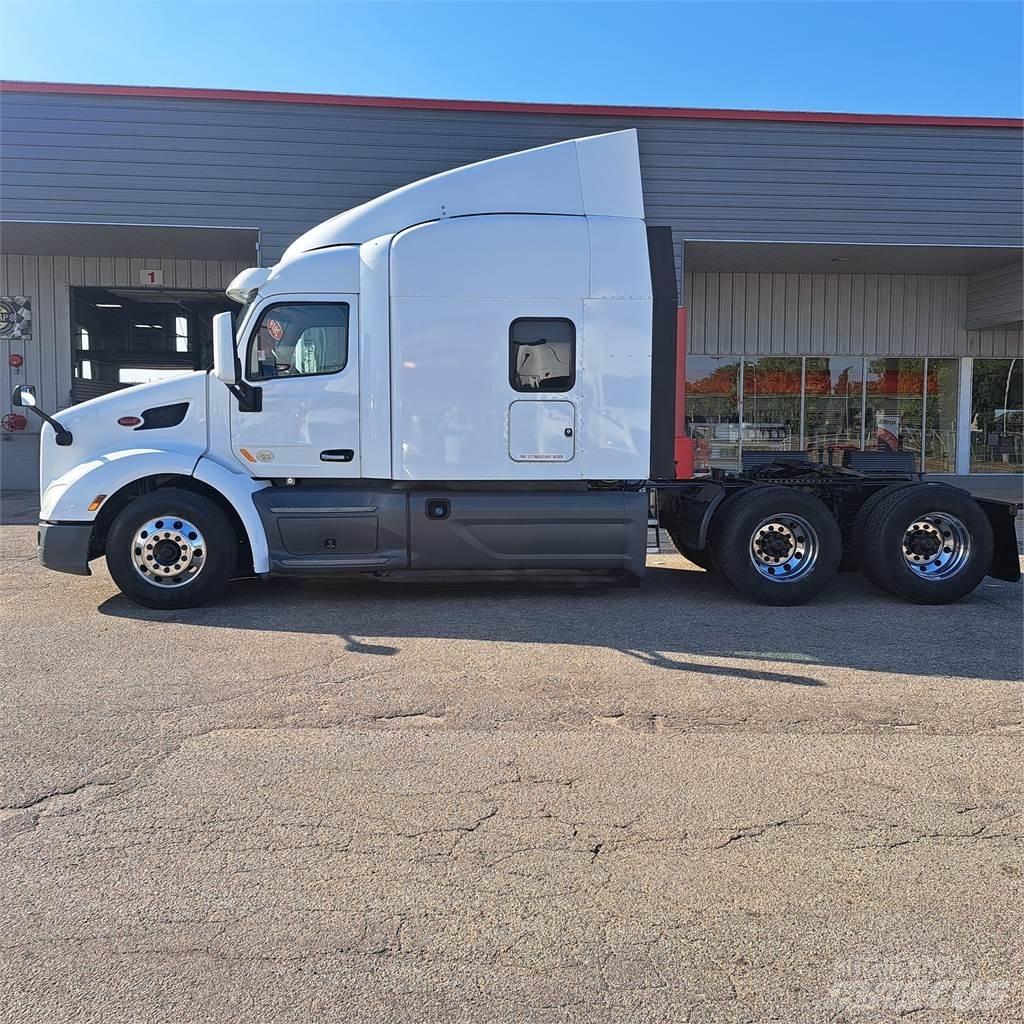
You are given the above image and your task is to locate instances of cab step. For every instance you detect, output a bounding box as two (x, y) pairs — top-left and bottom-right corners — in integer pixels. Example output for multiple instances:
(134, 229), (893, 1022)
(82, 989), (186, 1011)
(646, 515), (661, 555)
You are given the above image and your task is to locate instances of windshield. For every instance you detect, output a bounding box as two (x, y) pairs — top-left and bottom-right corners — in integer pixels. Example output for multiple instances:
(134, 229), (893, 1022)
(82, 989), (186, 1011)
(233, 291), (259, 334)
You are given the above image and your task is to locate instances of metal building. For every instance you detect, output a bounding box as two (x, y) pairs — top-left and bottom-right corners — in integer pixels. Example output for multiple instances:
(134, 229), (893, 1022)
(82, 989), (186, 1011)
(1, 81), (1021, 491)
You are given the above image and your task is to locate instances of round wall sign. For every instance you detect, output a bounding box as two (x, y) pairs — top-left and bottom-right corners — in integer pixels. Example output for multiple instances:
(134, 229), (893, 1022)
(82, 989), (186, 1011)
(0, 300), (17, 338)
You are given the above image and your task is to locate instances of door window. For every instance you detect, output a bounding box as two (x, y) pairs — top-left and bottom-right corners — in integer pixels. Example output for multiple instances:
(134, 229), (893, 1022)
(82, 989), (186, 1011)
(247, 303), (350, 380)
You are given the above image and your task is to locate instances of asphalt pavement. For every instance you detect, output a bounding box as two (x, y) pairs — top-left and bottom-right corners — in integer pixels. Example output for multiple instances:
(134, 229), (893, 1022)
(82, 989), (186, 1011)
(0, 520), (1021, 1023)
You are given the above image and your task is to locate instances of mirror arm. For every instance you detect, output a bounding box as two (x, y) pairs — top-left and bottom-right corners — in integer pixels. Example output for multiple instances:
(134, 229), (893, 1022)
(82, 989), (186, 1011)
(26, 406), (74, 445)
(217, 334), (261, 412)
(227, 379), (262, 413)
(11, 388), (73, 445)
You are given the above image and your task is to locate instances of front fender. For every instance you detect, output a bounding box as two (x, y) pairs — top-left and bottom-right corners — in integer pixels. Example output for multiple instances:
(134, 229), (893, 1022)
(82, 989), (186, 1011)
(40, 448), (203, 522)
(193, 457), (271, 574)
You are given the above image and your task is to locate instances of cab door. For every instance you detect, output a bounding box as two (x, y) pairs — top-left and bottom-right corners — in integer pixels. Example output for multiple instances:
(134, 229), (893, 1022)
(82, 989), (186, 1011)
(230, 296), (360, 478)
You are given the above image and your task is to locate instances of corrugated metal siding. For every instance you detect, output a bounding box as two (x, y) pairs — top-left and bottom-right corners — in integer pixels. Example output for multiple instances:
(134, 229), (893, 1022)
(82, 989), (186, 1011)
(686, 271), (1023, 358)
(1, 92), (1021, 269)
(0, 253), (248, 416)
(965, 326), (1024, 358)
(965, 262), (1023, 329)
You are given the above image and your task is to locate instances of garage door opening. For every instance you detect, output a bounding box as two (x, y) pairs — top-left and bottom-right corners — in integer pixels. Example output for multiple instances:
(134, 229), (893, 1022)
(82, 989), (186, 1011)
(71, 287), (236, 403)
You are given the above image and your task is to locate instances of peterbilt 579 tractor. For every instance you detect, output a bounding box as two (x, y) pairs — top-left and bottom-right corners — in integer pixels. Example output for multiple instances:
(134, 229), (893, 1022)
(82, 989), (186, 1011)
(16, 130), (1020, 609)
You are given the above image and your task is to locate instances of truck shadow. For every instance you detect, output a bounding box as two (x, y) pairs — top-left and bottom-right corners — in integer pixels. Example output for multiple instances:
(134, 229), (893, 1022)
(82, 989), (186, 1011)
(96, 562), (1023, 684)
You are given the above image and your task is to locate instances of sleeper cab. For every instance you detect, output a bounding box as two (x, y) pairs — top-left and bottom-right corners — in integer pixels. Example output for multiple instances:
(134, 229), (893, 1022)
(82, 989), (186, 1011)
(388, 213), (654, 482)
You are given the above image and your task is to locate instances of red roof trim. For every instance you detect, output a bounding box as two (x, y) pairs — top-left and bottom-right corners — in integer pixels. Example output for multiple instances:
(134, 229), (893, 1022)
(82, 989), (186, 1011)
(1, 80), (1020, 128)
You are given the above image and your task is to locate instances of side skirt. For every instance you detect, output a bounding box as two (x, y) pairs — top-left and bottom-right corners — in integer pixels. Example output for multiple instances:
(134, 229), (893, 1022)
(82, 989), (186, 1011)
(251, 486), (649, 579)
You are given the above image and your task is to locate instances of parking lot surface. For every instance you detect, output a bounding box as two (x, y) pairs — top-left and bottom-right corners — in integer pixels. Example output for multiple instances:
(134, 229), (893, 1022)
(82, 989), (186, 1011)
(0, 520), (1021, 1023)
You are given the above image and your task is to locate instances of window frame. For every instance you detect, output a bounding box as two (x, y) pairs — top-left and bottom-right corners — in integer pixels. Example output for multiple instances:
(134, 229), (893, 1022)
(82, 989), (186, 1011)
(508, 316), (577, 394)
(245, 300), (351, 382)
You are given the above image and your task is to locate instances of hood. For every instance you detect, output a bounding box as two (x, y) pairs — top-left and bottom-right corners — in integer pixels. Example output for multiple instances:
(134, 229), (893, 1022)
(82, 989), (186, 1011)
(41, 371), (210, 493)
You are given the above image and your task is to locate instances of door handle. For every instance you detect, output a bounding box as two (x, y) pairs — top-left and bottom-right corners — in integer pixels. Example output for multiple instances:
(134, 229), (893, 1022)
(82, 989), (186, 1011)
(320, 449), (354, 463)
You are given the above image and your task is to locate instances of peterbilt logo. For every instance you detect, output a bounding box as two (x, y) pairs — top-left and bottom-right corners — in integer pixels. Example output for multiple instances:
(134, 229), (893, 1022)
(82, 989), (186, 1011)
(117, 416), (142, 427)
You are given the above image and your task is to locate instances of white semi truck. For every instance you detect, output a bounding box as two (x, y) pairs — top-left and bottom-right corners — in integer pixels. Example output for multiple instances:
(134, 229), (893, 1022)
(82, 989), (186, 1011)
(15, 130), (1020, 609)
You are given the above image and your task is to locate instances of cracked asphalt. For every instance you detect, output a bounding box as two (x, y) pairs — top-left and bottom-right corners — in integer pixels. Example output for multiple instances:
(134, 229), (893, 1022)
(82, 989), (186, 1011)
(0, 519), (1021, 1023)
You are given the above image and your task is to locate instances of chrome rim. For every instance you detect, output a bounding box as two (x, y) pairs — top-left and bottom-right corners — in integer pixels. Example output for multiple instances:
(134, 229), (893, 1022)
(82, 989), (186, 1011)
(130, 516), (207, 588)
(901, 512), (971, 581)
(749, 513), (819, 583)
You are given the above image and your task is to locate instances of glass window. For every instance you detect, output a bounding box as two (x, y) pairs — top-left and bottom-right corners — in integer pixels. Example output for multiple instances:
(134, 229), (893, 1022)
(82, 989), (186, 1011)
(803, 357), (864, 458)
(175, 316), (189, 354)
(685, 356), (741, 468)
(970, 358), (1023, 473)
(865, 358), (925, 467)
(742, 357), (802, 453)
(247, 303), (349, 380)
(75, 326), (92, 379)
(509, 318), (575, 392)
(924, 359), (958, 473)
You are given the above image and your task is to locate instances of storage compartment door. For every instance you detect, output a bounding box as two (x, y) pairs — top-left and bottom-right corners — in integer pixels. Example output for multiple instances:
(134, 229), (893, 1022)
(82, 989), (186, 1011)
(508, 400), (575, 463)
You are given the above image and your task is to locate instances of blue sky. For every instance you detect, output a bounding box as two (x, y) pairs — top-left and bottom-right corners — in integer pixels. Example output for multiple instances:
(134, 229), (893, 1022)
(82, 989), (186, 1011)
(1, 1), (1021, 117)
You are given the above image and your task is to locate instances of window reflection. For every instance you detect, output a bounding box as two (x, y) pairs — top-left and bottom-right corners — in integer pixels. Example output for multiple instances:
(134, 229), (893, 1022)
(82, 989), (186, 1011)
(679, 353), (991, 475)
(685, 356), (741, 468)
(803, 357), (864, 459)
(865, 359), (925, 468)
(742, 357), (802, 452)
(924, 359), (958, 473)
(970, 359), (1023, 473)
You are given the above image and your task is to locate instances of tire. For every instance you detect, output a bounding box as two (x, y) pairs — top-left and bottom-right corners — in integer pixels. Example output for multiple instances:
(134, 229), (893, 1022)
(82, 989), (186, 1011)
(106, 489), (235, 609)
(709, 485), (841, 606)
(844, 481), (921, 572)
(666, 529), (715, 571)
(858, 483), (993, 604)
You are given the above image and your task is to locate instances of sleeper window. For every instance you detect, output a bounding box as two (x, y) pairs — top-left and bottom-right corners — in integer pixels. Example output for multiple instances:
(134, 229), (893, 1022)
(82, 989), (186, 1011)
(509, 318), (575, 393)
(247, 303), (349, 380)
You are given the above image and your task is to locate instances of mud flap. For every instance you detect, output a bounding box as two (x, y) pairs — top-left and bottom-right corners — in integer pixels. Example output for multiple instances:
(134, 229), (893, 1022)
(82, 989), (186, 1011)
(976, 498), (1021, 582)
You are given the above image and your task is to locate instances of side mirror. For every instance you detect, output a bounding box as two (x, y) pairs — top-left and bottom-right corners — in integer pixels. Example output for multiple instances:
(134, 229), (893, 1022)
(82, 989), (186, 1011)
(213, 310), (262, 413)
(212, 312), (238, 385)
(12, 384), (73, 445)
(12, 384), (37, 407)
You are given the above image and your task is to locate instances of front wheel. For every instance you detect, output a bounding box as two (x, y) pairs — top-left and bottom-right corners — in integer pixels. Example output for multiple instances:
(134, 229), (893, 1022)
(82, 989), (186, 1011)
(858, 484), (993, 604)
(106, 489), (235, 609)
(709, 485), (841, 605)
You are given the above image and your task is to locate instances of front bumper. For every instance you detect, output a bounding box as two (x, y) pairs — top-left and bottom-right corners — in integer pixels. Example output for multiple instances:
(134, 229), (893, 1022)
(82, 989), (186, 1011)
(38, 522), (94, 576)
